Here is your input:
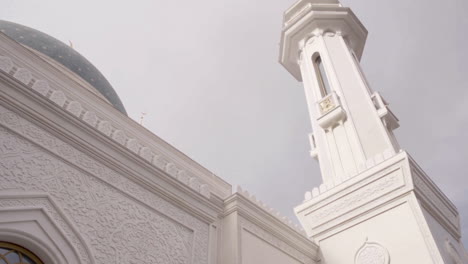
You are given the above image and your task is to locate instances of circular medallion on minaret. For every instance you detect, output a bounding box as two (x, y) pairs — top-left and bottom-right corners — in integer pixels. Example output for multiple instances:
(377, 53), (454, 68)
(355, 240), (389, 264)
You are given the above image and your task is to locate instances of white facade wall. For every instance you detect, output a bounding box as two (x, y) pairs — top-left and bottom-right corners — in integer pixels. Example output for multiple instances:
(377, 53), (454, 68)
(0, 28), (319, 264)
(220, 193), (319, 264)
(0, 104), (210, 263)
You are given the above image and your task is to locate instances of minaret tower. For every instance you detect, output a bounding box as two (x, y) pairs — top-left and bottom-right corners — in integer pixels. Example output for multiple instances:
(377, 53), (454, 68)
(280, 0), (399, 187)
(279, 0), (468, 263)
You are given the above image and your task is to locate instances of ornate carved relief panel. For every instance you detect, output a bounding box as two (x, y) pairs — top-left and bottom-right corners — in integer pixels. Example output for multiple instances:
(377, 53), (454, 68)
(0, 105), (210, 264)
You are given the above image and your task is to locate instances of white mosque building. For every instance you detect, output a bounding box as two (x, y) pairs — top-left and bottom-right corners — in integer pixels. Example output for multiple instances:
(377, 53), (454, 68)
(0, 0), (467, 263)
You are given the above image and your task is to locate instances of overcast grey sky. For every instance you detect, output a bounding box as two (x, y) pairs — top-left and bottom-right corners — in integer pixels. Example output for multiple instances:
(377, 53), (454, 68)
(1, 0), (467, 245)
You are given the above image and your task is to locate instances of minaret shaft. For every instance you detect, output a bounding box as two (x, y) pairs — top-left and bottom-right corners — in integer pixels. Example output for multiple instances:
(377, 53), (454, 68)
(299, 33), (398, 186)
(279, 1), (468, 263)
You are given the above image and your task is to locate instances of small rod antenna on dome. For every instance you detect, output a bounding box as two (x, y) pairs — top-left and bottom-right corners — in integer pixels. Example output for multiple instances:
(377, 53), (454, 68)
(139, 112), (147, 126)
(69, 40), (74, 49)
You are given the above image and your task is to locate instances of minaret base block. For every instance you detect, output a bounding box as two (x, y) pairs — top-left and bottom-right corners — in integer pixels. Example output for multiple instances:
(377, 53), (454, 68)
(295, 151), (468, 263)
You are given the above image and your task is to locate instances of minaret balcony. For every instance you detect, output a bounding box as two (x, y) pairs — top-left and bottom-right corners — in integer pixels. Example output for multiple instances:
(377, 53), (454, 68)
(316, 91), (347, 130)
(308, 132), (318, 160)
(371, 92), (399, 130)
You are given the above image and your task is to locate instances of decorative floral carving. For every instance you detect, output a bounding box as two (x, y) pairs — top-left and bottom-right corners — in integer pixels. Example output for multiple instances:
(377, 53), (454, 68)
(307, 171), (402, 225)
(355, 240), (389, 264)
(0, 106), (210, 264)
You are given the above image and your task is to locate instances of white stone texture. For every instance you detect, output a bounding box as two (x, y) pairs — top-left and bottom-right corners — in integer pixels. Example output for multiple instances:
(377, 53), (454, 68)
(177, 170), (190, 185)
(283, 1), (468, 263)
(82, 111), (98, 127)
(0, 105), (209, 264)
(165, 163), (178, 177)
(152, 154), (167, 170)
(97, 120), (112, 136)
(0, 56), (13, 73)
(139, 147), (153, 162)
(31, 79), (50, 96)
(13, 68), (32, 85)
(66, 101), (82, 117)
(126, 138), (141, 154)
(111, 129), (127, 145)
(49, 90), (67, 107)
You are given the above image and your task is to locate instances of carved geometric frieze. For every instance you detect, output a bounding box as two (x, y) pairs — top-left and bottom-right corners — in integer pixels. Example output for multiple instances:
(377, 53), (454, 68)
(0, 106), (210, 264)
(355, 240), (389, 264)
(303, 167), (404, 229)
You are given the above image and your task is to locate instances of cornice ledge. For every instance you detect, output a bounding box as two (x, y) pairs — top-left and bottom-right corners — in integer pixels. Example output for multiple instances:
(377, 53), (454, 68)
(0, 75), (224, 223)
(223, 191), (317, 248)
(0, 46), (232, 200)
(408, 155), (461, 238)
(223, 193), (320, 262)
(408, 154), (458, 213)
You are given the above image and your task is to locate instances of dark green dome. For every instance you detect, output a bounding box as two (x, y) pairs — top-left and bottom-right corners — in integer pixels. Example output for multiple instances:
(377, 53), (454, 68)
(0, 20), (127, 115)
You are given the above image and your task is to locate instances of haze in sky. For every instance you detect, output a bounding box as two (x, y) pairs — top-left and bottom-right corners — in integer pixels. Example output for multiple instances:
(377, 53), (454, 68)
(1, 0), (467, 244)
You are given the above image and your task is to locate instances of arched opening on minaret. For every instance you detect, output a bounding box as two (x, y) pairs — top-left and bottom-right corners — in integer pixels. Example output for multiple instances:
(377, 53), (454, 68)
(313, 53), (331, 97)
